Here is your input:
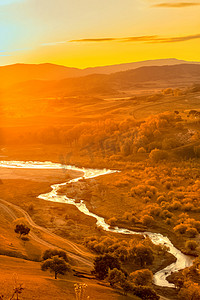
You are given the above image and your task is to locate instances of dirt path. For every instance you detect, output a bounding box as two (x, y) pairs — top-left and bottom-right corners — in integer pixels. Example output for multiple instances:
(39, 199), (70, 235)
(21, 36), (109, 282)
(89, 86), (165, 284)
(0, 198), (93, 267)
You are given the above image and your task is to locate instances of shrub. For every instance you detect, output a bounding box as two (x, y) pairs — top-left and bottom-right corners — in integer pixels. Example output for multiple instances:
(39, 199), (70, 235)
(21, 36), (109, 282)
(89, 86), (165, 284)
(150, 206), (161, 217)
(193, 221), (200, 233)
(157, 195), (166, 203)
(108, 217), (117, 226)
(93, 254), (121, 280)
(170, 201), (181, 211)
(160, 210), (173, 219)
(183, 203), (193, 212)
(149, 149), (168, 162)
(165, 218), (172, 225)
(141, 215), (154, 226)
(15, 224), (30, 238)
(185, 240), (198, 251)
(150, 186), (157, 195)
(174, 224), (188, 234)
(107, 268), (126, 287)
(130, 244), (154, 267)
(165, 182), (171, 189)
(42, 249), (69, 262)
(132, 285), (159, 300)
(130, 269), (153, 286)
(120, 280), (133, 296)
(123, 212), (132, 221)
(138, 147), (146, 153)
(41, 256), (71, 279)
(178, 281), (200, 300)
(186, 228), (198, 238)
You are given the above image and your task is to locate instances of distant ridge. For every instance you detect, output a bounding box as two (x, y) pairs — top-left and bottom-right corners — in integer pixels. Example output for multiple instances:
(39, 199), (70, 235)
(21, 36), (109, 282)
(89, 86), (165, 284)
(0, 63), (81, 88)
(1, 58), (200, 88)
(7, 63), (200, 97)
(83, 58), (200, 75)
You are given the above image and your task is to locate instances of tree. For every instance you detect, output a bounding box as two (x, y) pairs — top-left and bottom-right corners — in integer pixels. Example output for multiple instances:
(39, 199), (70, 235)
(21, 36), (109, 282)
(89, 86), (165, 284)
(120, 280), (133, 296)
(149, 149), (168, 162)
(186, 228), (198, 238)
(174, 224), (187, 234)
(93, 254), (121, 280)
(132, 286), (159, 300)
(107, 217), (117, 227)
(41, 256), (71, 279)
(185, 240), (198, 251)
(178, 281), (200, 300)
(42, 249), (69, 262)
(14, 224), (30, 238)
(130, 269), (153, 286)
(107, 268), (126, 287)
(141, 215), (154, 227)
(130, 244), (154, 267)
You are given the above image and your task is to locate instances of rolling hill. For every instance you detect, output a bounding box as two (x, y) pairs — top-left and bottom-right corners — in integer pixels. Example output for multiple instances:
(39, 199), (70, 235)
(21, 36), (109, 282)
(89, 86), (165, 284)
(1, 58), (200, 89)
(4, 63), (200, 98)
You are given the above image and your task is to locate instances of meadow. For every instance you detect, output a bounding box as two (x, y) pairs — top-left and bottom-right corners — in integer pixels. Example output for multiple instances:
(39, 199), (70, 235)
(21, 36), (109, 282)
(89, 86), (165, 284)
(0, 64), (200, 299)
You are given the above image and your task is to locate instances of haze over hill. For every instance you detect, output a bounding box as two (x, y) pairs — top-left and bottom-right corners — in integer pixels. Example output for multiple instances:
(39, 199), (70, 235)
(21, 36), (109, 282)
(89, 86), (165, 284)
(5, 63), (200, 98)
(1, 58), (200, 89)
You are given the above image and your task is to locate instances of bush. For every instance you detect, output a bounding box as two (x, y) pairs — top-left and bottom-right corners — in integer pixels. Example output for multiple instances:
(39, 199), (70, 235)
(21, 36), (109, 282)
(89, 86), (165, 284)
(178, 281), (200, 300)
(183, 203), (193, 212)
(120, 280), (133, 296)
(141, 215), (154, 226)
(138, 147), (146, 153)
(186, 228), (198, 238)
(93, 254), (121, 280)
(130, 244), (154, 267)
(14, 224), (30, 238)
(165, 218), (172, 225)
(160, 210), (173, 219)
(107, 268), (126, 287)
(130, 269), (153, 286)
(174, 224), (187, 234)
(150, 206), (161, 217)
(185, 240), (198, 251)
(169, 201), (181, 211)
(42, 249), (69, 262)
(157, 195), (166, 203)
(108, 217), (117, 226)
(149, 149), (168, 162)
(41, 256), (71, 279)
(132, 285), (159, 300)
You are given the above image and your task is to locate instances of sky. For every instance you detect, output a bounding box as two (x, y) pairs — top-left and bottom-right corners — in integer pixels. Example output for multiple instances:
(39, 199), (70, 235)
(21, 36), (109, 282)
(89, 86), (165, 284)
(0, 0), (200, 67)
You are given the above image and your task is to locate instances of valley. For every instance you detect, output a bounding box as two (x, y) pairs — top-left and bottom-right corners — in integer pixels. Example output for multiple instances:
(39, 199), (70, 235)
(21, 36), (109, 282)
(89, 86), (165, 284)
(0, 61), (200, 299)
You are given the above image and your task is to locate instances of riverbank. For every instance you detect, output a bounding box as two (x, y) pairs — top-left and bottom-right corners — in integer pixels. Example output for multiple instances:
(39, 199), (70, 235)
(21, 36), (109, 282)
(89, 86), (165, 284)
(0, 157), (196, 298)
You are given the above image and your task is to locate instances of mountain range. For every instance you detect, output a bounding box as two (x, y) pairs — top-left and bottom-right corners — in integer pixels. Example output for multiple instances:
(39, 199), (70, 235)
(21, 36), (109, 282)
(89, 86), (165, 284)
(1, 58), (200, 89)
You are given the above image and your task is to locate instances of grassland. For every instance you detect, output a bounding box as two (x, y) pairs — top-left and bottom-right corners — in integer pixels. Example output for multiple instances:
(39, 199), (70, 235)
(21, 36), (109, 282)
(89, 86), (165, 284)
(0, 81), (200, 299)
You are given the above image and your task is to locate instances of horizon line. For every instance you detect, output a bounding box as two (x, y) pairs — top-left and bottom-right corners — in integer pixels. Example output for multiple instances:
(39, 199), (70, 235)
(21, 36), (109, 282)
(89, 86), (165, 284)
(0, 57), (200, 69)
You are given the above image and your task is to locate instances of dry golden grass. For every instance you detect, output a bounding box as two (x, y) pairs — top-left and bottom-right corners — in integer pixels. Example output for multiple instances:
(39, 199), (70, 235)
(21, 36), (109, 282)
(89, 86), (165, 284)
(0, 255), (140, 300)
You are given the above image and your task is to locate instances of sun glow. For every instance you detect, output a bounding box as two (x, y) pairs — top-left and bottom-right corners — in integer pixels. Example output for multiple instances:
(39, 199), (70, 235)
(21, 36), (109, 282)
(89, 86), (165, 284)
(0, 0), (199, 66)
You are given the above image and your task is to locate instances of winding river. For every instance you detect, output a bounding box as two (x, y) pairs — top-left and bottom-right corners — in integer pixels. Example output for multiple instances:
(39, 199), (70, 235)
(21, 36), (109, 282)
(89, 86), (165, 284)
(0, 160), (194, 288)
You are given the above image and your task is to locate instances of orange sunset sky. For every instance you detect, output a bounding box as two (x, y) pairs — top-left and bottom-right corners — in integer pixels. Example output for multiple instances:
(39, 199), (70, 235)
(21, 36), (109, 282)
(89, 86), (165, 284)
(0, 0), (200, 67)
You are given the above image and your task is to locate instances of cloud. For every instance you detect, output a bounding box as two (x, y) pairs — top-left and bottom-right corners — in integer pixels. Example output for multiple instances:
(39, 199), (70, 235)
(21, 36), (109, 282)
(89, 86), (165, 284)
(69, 34), (200, 44)
(70, 38), (118, 42)
(41, 41), (67, 46)
(152, 34), (200, 43)
(70, 36), (158, 43)
(124, 36), (158, 42)
(3, 33), (198, 56)
(152, 2), (200, 8)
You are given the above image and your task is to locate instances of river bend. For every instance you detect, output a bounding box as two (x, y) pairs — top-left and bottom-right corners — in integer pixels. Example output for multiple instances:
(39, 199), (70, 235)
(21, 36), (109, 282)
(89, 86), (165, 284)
(0, 160), (194, 287)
